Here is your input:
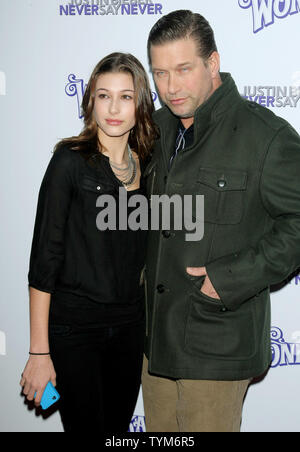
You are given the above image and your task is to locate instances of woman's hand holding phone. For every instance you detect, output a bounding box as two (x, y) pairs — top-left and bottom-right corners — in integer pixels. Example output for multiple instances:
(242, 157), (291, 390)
(20, 355), (57, 407)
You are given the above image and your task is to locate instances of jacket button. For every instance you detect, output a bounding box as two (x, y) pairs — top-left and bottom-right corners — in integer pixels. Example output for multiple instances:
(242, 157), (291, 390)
(218, 180), (226, 188)
(162, 230), (171, 238)
(156, 284), (165, 294)
(97, 186), (101, 191)
(220, 306), (228, 312)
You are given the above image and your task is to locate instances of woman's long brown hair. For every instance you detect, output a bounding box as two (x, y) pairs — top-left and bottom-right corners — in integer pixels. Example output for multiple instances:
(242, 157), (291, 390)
(55, 52), (158, 161)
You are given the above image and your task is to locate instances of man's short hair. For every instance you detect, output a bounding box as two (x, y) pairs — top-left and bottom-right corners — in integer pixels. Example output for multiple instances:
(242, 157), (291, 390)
(147, 10), (218, 66)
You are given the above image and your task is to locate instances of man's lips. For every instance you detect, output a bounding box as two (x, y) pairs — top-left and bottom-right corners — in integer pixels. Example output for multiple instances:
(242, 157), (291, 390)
(169, 98), (187, 106)
(106, 119), (124, 126)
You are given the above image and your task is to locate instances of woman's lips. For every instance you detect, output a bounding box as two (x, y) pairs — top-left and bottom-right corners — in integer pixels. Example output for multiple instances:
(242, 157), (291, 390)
(106, 119), (124, 126)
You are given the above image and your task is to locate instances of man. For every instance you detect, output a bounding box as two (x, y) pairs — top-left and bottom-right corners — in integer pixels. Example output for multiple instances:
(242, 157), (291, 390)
(142, 10), (300, 432)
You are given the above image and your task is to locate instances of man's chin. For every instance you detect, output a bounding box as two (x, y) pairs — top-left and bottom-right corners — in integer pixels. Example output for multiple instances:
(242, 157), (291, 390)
(166, 103), (195, 120)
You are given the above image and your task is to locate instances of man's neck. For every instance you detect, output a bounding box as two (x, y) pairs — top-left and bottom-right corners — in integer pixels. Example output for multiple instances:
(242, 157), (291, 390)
(180, 117), (194, 130)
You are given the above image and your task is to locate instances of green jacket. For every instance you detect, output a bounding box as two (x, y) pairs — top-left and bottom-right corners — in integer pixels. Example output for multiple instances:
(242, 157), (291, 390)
(144, 73), (300, 381)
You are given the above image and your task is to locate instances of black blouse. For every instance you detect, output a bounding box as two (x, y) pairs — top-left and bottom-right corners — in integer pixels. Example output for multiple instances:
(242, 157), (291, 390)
(28, 146), (149, 324)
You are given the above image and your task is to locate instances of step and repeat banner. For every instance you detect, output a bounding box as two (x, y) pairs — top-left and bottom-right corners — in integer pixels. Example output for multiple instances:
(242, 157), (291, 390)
(1, 0), (300, 432)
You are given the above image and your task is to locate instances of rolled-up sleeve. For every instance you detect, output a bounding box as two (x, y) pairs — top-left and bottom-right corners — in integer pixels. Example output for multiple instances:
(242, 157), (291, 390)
(28, 147), (75, 294)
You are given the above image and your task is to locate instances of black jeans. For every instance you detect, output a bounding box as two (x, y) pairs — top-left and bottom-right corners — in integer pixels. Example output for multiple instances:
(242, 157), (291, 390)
(49, 320), (144, 433)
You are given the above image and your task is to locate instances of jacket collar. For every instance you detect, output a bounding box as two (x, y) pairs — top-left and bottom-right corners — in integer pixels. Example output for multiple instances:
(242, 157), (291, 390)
(193, 72), (240, 138)
(154, 73), (241, 168)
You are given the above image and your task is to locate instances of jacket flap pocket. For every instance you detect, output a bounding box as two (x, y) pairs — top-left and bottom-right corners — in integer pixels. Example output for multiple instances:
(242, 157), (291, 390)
(81, 175), (115, 194)
(198, 168), (247, 191)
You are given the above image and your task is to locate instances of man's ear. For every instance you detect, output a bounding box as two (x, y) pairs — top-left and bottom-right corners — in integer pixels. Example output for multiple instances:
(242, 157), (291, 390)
(208, 51), (221, 79)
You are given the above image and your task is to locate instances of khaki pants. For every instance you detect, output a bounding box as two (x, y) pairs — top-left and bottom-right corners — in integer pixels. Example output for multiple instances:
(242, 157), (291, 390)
(142, 356), (250, 432)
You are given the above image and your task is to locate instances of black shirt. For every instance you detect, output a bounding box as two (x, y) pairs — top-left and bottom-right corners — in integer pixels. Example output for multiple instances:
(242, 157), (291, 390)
(28, 146), (148, 325)
(168, 122), (194, 170)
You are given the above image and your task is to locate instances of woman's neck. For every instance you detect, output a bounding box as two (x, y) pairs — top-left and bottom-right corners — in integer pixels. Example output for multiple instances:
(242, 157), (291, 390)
(98, 130), (130, 165)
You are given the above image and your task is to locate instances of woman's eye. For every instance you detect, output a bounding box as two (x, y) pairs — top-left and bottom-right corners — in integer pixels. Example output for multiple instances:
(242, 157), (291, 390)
(122, 95), (133, 100)
(98, 94), (108, 99)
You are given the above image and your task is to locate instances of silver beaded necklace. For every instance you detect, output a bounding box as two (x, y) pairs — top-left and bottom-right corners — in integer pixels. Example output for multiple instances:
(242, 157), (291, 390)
(108, 144), (137, 187)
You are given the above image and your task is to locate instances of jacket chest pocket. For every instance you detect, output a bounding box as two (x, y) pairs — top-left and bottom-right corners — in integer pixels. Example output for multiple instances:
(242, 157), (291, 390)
(196, 168), (247, 225)
(81, 174), (117, 211)
(82, 175), (104, 193)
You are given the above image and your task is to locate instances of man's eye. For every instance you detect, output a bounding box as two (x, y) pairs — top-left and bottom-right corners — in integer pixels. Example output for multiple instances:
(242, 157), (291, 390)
(155, 72), (166, 78)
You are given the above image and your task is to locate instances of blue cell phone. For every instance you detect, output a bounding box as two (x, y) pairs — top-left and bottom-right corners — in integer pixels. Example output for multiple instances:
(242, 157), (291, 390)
(34, 382), (60, 410)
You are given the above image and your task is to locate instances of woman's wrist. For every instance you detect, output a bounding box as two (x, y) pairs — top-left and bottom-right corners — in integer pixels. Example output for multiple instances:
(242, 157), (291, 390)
(29, 343), (50, 355)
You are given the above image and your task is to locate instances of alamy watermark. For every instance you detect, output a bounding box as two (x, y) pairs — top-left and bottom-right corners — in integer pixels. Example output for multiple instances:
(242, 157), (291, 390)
(95, 188), (204, 242)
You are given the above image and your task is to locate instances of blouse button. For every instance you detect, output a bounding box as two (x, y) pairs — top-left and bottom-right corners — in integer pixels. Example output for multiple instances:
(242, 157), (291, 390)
(97, 186), (101, 191)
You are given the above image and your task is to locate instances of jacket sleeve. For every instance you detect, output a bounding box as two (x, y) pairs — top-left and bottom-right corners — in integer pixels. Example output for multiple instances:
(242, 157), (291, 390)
(206, 124), (300, 311)
(28, 147), (75, 294)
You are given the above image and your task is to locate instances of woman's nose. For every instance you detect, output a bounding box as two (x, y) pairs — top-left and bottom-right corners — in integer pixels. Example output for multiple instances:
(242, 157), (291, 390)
(109, 98), (120, 115)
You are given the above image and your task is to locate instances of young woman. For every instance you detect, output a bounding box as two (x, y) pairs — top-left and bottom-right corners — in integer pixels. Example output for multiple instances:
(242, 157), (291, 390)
(20, 53), (157, 432)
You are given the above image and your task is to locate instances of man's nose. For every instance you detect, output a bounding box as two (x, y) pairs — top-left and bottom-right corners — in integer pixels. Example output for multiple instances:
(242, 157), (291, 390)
(168, 74), (180, 95)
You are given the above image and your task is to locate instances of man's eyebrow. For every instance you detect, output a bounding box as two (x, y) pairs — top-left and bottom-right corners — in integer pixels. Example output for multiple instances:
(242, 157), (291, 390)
(177, 62), (192, 66)
(152, 62), (192, 71)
